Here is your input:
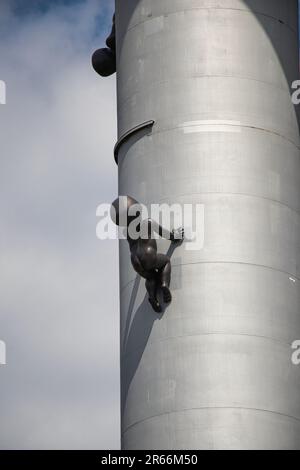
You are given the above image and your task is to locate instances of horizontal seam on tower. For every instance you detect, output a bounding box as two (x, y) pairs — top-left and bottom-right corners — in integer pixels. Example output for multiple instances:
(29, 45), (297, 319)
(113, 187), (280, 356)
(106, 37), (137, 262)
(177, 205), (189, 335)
(125, 8), (298, 35)
(156, 191), (300, 214)
(118, 75), (293, 103)
(117, 120), (300, 156)
(172, 261), (299, 280)
(122, 407), (300, 436)
(149, 124), (300, 151)
(120, 332), (298, 358)
(120, 261), (300, 292)
(121, 332), (296, 361)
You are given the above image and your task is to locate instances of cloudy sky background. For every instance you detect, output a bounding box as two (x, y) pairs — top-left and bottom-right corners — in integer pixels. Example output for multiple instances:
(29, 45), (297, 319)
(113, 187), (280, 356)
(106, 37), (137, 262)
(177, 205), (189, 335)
(0, 0), (119, 449)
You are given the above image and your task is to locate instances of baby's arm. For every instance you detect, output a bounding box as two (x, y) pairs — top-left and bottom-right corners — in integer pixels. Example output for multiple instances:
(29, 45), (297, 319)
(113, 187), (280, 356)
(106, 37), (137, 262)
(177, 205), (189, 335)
(145, 219), (184, 242)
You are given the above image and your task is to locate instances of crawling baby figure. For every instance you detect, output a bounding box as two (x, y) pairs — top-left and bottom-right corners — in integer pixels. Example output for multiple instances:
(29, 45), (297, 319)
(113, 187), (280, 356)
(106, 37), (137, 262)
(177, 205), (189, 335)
(110, 196), (184, 313)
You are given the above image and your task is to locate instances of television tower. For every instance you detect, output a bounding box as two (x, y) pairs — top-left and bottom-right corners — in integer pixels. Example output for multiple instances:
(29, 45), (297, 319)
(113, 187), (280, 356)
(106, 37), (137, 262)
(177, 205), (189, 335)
(95, 0), (300, 449)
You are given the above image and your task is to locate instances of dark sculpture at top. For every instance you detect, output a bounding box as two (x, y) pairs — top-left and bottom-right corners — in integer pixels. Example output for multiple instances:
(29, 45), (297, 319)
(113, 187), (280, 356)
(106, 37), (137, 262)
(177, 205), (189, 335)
(92, 14), (116, 77)
(111, 196), (184, 313)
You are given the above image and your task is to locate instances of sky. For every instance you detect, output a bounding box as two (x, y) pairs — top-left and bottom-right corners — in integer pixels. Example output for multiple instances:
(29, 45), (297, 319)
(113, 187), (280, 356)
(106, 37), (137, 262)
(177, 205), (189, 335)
(0, 0), (119, 449)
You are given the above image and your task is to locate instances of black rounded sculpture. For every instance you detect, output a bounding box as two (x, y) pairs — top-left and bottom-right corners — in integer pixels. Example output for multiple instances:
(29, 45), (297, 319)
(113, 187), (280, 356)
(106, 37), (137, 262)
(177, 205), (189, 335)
(111, 196), (184, 313)
(92, 14), (116, 77)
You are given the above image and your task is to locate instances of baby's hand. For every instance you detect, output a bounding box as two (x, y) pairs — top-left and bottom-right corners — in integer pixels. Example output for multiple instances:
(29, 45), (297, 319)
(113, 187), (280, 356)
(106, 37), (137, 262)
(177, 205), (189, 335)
(170, 227), (184, 243)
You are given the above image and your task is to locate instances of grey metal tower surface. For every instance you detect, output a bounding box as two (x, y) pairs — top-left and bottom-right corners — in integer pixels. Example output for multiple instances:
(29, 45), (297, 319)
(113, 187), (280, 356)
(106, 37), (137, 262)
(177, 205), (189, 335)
(115, 0), (300, 449)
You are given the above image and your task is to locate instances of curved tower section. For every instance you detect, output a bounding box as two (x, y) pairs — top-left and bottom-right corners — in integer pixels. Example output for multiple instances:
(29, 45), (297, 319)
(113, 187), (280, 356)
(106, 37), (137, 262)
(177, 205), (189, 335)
(115, 0), (300, 449)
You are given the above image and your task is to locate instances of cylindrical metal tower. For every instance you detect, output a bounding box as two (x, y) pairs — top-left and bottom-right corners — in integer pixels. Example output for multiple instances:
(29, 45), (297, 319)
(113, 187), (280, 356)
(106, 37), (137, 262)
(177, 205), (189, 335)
(115, 0), (300, 449)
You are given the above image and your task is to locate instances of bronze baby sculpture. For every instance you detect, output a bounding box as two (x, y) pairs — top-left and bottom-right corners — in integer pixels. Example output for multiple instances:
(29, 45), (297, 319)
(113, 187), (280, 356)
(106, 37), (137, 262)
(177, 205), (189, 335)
(111, 196), (184, 313)
(92, 14), (116, 77)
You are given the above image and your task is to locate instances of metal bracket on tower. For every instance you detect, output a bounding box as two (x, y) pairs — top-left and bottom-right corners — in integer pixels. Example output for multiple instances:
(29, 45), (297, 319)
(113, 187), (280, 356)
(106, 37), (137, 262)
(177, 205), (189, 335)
(114, 120), (155, 164)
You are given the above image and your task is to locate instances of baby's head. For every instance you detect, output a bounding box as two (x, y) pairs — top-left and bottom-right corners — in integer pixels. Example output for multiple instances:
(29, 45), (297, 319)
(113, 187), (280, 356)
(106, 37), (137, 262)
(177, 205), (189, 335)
(110, 196), (142, 227)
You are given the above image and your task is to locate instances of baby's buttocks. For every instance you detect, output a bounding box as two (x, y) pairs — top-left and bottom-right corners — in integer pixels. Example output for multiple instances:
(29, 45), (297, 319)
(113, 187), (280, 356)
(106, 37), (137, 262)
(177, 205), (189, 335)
(137, 243), (157, 272)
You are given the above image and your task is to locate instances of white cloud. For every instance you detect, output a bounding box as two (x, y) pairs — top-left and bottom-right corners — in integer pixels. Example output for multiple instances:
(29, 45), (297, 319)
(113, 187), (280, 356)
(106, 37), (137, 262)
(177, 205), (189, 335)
(0, 0), (119, 449)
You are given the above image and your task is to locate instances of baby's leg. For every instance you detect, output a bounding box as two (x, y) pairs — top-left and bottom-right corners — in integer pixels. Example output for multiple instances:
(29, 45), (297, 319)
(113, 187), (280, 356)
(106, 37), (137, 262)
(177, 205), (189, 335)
(146, 278), (162, 313)
(156, 254), (172, 303)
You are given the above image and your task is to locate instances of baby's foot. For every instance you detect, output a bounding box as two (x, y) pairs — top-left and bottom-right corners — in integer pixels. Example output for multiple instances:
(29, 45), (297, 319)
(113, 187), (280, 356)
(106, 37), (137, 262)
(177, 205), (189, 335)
(162, 285), (172, 303)
(148, 297), (162, 313)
